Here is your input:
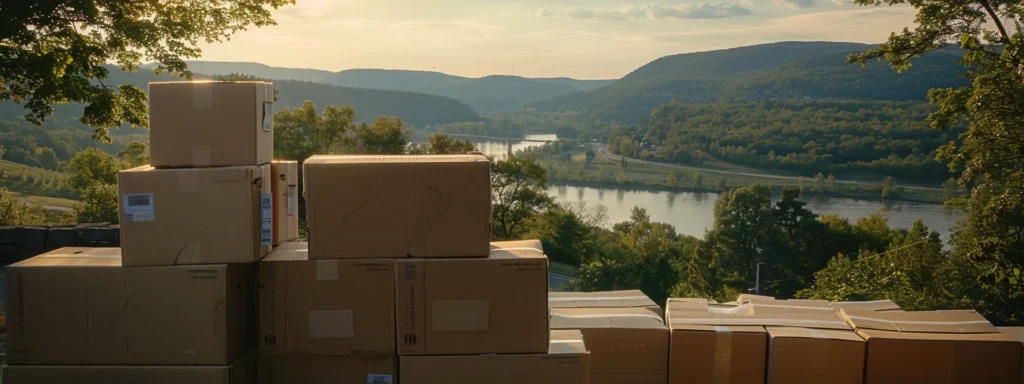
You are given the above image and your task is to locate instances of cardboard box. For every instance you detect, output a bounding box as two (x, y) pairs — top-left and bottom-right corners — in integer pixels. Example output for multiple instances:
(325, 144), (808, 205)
(667, 298), (767, 384)
(149, 81), (273, 167)
(998, 327), (1024, 384)
(829, 299), (902, 312)
(400, 330), (590, 384)
(841, 308), (1022, 384)
(258, 242), (395, 355)
(118, 164), (272, 266)
(766, 327), (865, 384)
(396, 240), (548, 355)
(6, 247), (255, 365)
(549, 290), (660, 313)
(551, 307), (668, 384)
(258, 355), (395, 384)
(3, 357), (255, 384)
(271, 161), (299, 245)
(303, 154), (491, 259)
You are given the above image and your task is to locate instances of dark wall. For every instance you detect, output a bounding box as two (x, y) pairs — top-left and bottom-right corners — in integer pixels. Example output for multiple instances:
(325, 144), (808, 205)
(0, 225), (120, 265)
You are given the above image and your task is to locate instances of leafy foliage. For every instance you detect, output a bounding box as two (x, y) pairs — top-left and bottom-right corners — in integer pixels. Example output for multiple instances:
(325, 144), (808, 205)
(118, 141), (149, 168)
(73, 183), (118, 224)
(0, 187), (47, 226)
(491, 155), (556, 239)
(67, 147), (119, 191)
(408, 133), (477, 155)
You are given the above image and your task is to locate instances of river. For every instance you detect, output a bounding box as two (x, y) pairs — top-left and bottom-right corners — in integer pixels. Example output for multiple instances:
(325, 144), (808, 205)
(414, 132), (966, 237)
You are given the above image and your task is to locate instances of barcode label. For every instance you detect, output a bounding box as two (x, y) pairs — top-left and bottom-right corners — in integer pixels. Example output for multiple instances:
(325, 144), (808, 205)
(122, 193), (155, 222)
(262, 102), (273, 132)
(287, 185), (296, 215)
(261, 192), (272, 245)
(367, 374), (393, 384)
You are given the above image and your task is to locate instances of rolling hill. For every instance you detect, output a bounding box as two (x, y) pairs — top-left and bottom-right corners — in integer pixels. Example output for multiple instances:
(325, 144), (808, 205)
(144, 61), (335, 83)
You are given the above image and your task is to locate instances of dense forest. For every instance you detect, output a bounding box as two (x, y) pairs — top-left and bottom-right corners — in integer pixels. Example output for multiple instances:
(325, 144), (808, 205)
(606, 100), (962, 183)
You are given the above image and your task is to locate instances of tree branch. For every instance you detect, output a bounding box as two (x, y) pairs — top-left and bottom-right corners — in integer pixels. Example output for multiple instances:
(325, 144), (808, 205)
(977, 0), (1010, 43)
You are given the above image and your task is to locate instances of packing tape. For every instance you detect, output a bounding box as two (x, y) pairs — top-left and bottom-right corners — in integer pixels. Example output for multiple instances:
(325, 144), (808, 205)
(671, 318), (848, 326)
(749, 303), (833, 311)
(191, 145), (212, 167)
(551, 339), (585, 343)
(316, 260), (339, 281)
(177, 170), (199, 193)
(193, 83), (212, 109)
(549, 295), (651, 302)
(808, 329), (829, 339)
(712, 329), (733, 383)
(845, 315), (991, 326)
(713, 326), (731, 333)
(492, 247), (544, 254)
(551, 312), (665, 323)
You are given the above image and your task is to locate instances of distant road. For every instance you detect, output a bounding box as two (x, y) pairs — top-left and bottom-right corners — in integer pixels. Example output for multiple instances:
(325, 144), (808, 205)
(549, 272), (572, 291)
(594, 145), (944, 192)
(44, 205), (73, 212)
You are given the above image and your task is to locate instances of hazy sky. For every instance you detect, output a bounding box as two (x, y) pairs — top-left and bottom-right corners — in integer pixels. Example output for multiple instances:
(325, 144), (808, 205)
(197, 0), (917, 79)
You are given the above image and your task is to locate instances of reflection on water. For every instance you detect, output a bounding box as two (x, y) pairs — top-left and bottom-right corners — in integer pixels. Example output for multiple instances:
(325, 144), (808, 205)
(412, 132), (557, 160)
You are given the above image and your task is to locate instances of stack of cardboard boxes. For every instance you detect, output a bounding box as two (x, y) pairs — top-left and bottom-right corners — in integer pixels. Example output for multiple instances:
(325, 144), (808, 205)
(4, 81), (290, 382)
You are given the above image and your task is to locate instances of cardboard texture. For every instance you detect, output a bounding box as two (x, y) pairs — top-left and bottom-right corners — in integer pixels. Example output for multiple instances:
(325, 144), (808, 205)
(829, 299), (902, 312)
(666, 299), (767, 384)
(258, 242), (395, 355)
(5, 247), (255, 365)
(399, 330), (590, 384)
(999, 327), (1024, 384)
(549, 290), (660, 313)
(396, 240), (549, 355)
(550, 307), (668, 384)
(118, 164), (272, 266)
(3, 357), (254, 384)
(841, 308), (1023, 384)
(766, 327), (865, 384)
(303, 154), (491, 259)
(270, 161), (299, 246)
(258, 355), (395, 384)
(149, 81), (274, 167)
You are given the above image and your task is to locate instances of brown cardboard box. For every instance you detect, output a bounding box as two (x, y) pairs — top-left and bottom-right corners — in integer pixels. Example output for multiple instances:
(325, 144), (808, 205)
(766, 327), (865, 384)
(550, 307), (668, 384)
(998, 327), (1024, 384)
(270, 161), (299, 245)
(303, 154), (491, 259)
(118, 164), (272, 266)
(396, 240), (548, 355)
(829, 299), (902, 312)
(258, 355), (395, 384)
(667, 298), (767, 384)
(6, 247), (255, 365)
(400, 330), (590, 384)
(841, 308), (1023, 384)
(149, 81), (273, 167)
(3, 356), (255, 384)
(549, 290), (660, 313)
(258, 242), (395, 355)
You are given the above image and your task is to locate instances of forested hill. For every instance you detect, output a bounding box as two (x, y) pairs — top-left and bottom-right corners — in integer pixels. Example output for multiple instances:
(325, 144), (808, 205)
(322, 69), (614, 113)
(143, 61), (334, 83)
(528, 41), (966, 123)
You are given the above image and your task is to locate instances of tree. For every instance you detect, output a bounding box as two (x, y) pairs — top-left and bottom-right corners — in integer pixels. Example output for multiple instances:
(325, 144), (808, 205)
(408, 133), (476, 155)
(881, 176), (894, 201)
(68, 147), (119, 191)
(118, 141), (150, 168)
(813, 172), (825, 195)
(35, 147), (60, 170)
(73, 183), (119, 224)
(585, 147), (597, 164)
(710, 184), (778, 285)
(274, 101), (354, 163)
(616, 170), (626, 184)
(692, 173), (704, 189)
(0, 143), (5, 160)
(666, 169), (678, 187)
(0, 188), (46, 225)
(828, 174), (837, 192)
(1, 0), (292, 142)
(943, 178), (958, 201)
(797, 177), (806, 194)
(491, 155), (555, 239)
(350, 116), (410, 155)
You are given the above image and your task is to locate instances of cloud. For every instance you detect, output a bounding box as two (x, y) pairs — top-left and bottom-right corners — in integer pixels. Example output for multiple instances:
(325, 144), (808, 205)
(534, 2), (752, 21)
(775, 0), (815, 8)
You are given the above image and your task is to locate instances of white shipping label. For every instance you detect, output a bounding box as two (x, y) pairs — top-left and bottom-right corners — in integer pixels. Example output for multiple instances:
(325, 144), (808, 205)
(122, 193), (155, 222)
(261, 192), (272, 245)
(367, 374), (393, 384)
(262, 102), (273, 132)
(287, 185), (297, 215)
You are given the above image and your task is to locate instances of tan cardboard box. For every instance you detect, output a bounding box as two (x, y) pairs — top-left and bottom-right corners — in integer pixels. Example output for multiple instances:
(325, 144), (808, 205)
(841, 308), (1023, 384)
(549, 290), (660, 313)
(3, 356), (254, 384)
(118, 164), (272, 266)
(258, 355), (395, 384)
(270, 161), (299, 245)
(149, 81), (274, 167)
(766, 327), (865, 384)
(667, 298), (767, 384)
(258, 242), (395, 355)
(303, 154), (491, 259)
(550, 307), (668, 384)
(998, 327), (1024, 384)
(6, 248), (255, 365)
(829, 299), (902, 312)
(396, 240), (548, 355)
(400, 330), (590, 384)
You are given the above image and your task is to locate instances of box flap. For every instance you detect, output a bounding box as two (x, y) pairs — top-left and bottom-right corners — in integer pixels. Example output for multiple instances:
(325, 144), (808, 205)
(667, 297), (849, 330)
(550, 329), (588, 354)
(736, 294), (777, 303)
(550, 307), (666, 330)
(489, 240), (545, 259)
(305, 154), (488, 164)
(549, 290), (657, 309)
(263, 242), (309, 261)
(999, 327), (1024, 342)
(767, 327), (864, 342)
(11, 247), (122, 267)
(829, 299), (901, 312)
(840, 308), (999, 335)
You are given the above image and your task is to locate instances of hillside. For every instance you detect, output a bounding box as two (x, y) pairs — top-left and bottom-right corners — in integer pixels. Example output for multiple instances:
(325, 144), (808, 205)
(323, 69), (614, 112)
(528, 41), (965, 123)
(144, 61), (335, 83)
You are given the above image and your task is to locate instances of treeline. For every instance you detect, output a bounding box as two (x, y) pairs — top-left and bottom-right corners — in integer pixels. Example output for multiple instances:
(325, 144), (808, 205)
(607, 100), (963, 183)
(0, 117), (144, 169)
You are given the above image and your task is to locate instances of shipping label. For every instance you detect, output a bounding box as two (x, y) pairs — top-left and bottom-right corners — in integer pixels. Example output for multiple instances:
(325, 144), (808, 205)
(261, 192), (272, 245)
(367, 374), (393, 384)
(287, 185), (296, 215)
(122, 193), (155, 222)
(262, 102), (273, 132)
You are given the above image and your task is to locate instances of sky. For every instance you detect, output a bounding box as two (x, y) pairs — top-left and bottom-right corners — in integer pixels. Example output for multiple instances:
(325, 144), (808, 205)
(197, 0), (918, 79)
